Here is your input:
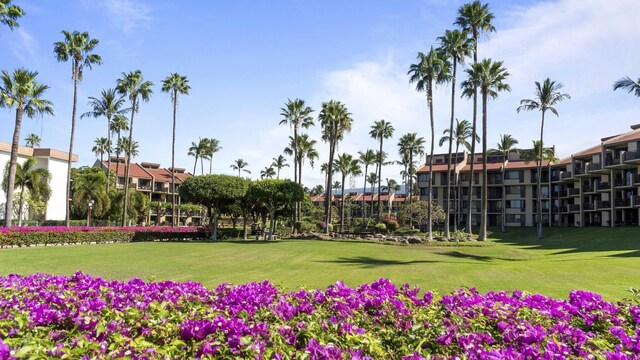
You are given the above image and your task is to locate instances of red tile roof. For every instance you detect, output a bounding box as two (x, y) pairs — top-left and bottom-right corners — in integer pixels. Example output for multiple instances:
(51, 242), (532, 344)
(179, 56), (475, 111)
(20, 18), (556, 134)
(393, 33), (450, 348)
(572, 144), (601, 158)
(417, 164), (450, 173)
(603, 128), (640, 147)
(460, 162), (503, 171)
(505, 160), (551, 169)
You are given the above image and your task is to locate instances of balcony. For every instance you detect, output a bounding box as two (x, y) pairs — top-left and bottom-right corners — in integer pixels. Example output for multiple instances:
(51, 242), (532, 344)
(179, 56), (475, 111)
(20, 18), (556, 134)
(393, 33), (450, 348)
(605, 158), (621, 167)
(551, 173), (560, 182)
(597, 200), (611, 210)
(137, 182), (152, 191)
(615, 198), (632, 207)
(586, 163), (602, 172)
(582, 186), (594, 193)
(567, 188), (580, 197)
(634, 174), (640, 184)
(574, 167), (584, 176)
(568, 204), (580, 212)
(560, 171), (573, 180)
(597, 182), (610, 191)
(622, 151), (640, 162)
(635, 196), (640, 206)
(582, 203), (595, 211)
(559, 206), (568, 213)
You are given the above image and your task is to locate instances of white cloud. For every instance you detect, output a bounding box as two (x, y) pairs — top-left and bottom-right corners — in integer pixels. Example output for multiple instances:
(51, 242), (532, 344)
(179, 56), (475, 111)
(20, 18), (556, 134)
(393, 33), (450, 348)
(101, 0), (152, 33)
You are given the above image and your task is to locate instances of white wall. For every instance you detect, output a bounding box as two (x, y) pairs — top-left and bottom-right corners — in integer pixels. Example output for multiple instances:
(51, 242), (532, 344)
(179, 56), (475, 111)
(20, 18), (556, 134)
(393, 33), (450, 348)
(44, 158), (69, 221)
(0, 153), (27, 221)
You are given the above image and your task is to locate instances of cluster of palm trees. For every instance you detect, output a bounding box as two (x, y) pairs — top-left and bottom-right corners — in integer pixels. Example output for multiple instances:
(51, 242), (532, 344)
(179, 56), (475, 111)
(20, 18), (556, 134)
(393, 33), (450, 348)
(188, 137), (222, 175)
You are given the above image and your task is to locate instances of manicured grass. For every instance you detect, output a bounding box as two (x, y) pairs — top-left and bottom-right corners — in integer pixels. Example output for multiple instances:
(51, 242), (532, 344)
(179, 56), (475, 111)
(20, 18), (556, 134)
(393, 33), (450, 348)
(0, 227), (638, 300)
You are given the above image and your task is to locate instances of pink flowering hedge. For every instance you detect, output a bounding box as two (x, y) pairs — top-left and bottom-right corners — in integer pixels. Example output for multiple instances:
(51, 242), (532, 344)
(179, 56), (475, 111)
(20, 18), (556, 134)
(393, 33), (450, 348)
(0, 273), (638, 359)
(0, 227), (207, 248)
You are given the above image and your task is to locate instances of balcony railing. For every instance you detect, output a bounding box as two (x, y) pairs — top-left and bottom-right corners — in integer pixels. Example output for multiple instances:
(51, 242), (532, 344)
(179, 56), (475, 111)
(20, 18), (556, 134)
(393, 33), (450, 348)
(597, 182), (610, 191)
(561, 172), (572, 180)
(622, 151), (640, 162)
(583, 203), (595, 210)
(635, 196), (640, 206)
(605, 158), (621, 166)
(582, 186), (594, 193)
(568, 204), (580, 212)
(568, 188), (580, 196)
(586, 163), (602, 172)
(559, 206), (568, 213)
(615, 198), (631, 207)
(138, 184), (151, 191)
(634, 174), (640, 184)
(597, 200), (611, 209)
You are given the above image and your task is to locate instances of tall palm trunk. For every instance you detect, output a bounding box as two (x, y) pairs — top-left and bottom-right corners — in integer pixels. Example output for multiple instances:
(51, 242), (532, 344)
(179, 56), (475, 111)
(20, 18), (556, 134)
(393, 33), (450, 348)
(537, 112), (545, 239)
(106, 115), (112, 192)
(362, 164), (368, 220)
(466, 31), (479, 235)
(478, 90), (488, 241)
(193, 156), (197, 175)
(122, 97), (137, 227)
(5, 107), (23, 226)
(427, 90), (435, 241)
(293, 128), (299, 234)
(171, 90), (177, 227)
(377, 139), (383, 222)
(200, 157), (204, 175)
(65, 67), (79, 227)
(17, 184), (25, 227)
(324, 141), (336, 234)
(340, 174), (346, 232)
(454, 141), (461, 231)
(501, 159), (506, 233)
(408, 152), (415, 228)
(115, 132), (121, 188)
(444, 58), (458, 239)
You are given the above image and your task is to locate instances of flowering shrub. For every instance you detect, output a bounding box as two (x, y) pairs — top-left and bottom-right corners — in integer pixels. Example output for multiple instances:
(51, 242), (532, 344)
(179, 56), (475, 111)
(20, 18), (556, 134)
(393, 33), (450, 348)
(0, 227), (207, 247)
(0, 273), (638, 359)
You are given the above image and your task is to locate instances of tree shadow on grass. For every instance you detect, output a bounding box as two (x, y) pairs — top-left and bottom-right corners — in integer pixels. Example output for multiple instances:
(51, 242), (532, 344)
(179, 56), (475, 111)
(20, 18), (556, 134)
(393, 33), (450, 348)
(317, 256), (438, 269)
(438, 251), (525, 262)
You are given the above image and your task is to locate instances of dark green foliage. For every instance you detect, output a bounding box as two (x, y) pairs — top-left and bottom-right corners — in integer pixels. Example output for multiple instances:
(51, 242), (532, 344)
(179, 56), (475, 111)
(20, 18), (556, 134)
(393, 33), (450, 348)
(248, 179), (305, 240)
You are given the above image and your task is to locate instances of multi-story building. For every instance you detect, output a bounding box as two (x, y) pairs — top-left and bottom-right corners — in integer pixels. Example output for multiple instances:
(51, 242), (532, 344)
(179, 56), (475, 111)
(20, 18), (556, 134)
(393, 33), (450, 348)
(417, 124), (640, 228)
(0, 141), (77, 221)
(94, 157), (202, 225)
(310, 189), (415, 219)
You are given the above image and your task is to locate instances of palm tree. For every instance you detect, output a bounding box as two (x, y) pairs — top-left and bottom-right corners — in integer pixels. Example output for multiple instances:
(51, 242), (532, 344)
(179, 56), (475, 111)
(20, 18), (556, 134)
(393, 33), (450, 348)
(517, 78), (570, 239)
(81, 88), (129, 191)
(494, 134), (518, 233)
(54, 30), (102, 227)
(110, 115), (129, 187)
(366, 172), (378, 218)
(24, 133), (41, 148)
(408, 47), (450, 239)
(438, 29), (473, 239)
(334, 153), (361, 232)
(271, 155), (289, 179)
(319, 100), (353, 233)
(382, 178), (401, 216)
(71, 168), (110, 221)
(205, 138), (222, 175)
(439, 119), (478, 229)
(117, 137), (139, 161)
(320, 162), (330, 194)
(116, 70), (153, 227)
(358, 149), (376, 219)
(0, 0), (24, 31)
(310, 184), (324, 196)
(397, 152), (411, 187)
(398, 133), (425, 228)
(0, 69), (54, 226)
(455, 0), (496, 234)
(522, 140), (558, 224)
(187, 139), (206, 175)
(230, 158), (250, 177)
(161, 73), (190, 227)
(92, 137), (110, 163)
(461, 59), (511, 241)
(297, 134), (318, 185)
(369, 119), (394, 222)
(1, 157), (51, 226)
(260, 166), (276, 179)
(613, 76), (640, 98)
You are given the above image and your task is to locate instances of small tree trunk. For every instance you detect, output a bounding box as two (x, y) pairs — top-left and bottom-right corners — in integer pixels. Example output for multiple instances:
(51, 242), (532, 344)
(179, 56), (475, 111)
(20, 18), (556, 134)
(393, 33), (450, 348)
(242, 209), (248, 240)
(362, 164), (368, 221)
(17, 186), (25, 227)
(209, 208), (218, 241)
(377, 139), (383, 222)
(5, 107), (24, 227)
(340, 174), (346, 232)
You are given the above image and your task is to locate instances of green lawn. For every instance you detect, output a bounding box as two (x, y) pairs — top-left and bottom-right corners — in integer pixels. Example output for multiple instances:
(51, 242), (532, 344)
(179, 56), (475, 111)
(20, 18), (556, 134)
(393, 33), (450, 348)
(0, 227), (638, 300)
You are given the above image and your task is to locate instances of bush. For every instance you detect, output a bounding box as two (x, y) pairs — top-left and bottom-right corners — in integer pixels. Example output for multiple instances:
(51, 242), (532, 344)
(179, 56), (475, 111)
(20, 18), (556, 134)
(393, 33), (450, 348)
(385, 219), (398, 232)
(394, 227), (422, 236)
(295, 221), (316, 232)
(374, 222), (387, 234)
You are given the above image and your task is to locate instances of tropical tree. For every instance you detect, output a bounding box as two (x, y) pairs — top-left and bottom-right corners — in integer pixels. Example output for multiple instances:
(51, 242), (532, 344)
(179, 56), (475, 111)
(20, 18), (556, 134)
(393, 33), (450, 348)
(382, 178), (401, 216)
(366, 172), (378, 218)
(397, 133), (425, 228)
(369, 119), (394, 222)
(438, 29), (473, 239)
(279, 99), (314, 183)
(310, 184), (324, 196)
(320, 162), (331, 193)
(116, 70), (153, 226)
(614, 76), (640, 98)
(81, 88), (129, 191)
(333, 153), (361, 232)
(70, 166), (109, 219)
(0, 69), (53, 226)
(439, 119), (478, 230)
(408, 47), (450, 239)
(358, 149), (376, 219)
(110, 115), (129, 187)
(180, 175), (249, 240)
(92, 137), (110, 163)
(24, 133), (41, 148)
(455, 0), (496, 234)
(161, 72), (190, 227)
(271, 155), (289, 179)
(260, 166), (276, 179)
(461, 59), (511, 241)
(517, 78), (570, 239)
(494, 134), (518, 233)
(205, 138), (222, 175)
(0, 0), (24, 31)
(187, 138), (207, 175)
(248, 179), (304, 241)
(116, 137), (139, 161)
(319, 100), (353, 233)
(54, 30), (102, 227)
(2, 157), (51, 226)
(230, 158), (250, 177)
(297, 134), (318, 184)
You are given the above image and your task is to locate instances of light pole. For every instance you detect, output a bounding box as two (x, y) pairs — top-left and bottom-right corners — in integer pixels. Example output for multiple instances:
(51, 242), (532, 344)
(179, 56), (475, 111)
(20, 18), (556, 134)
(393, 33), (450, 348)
(87, 199), (94, 227)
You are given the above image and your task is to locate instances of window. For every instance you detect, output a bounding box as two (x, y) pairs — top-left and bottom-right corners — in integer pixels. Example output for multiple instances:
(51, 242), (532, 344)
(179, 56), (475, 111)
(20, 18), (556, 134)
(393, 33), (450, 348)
(506, 185), (523, 195)
(505, 214), (522, 223)
(418, 174), (429, 182)
(507, 200), (525, 209)
(505, 171), (520, 180)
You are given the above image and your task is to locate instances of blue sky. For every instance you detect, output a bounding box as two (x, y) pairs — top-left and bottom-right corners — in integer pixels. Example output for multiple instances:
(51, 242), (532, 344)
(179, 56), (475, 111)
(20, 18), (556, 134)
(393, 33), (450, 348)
(1, 0), (639, 188)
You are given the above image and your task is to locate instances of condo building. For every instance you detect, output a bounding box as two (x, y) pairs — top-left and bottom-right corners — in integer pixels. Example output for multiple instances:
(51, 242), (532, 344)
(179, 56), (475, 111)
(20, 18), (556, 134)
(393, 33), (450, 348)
(417, 124), (640, 228)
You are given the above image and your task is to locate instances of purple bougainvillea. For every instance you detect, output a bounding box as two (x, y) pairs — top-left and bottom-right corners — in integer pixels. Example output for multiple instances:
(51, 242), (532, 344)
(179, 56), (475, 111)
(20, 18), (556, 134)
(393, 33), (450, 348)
(0, 273), (638, 359)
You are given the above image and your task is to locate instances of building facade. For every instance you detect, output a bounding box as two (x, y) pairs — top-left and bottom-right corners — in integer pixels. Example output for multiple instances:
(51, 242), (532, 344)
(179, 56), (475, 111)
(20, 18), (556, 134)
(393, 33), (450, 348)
(0, 141), (77, 221)
(310, 189), (414, 220)
(94, 157), (202, 226)
(417, 124), (640, 228)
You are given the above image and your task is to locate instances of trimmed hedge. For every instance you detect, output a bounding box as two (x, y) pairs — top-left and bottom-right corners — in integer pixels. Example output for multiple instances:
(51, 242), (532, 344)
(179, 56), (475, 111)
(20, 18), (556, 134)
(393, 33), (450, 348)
(0, 227), (208, 248)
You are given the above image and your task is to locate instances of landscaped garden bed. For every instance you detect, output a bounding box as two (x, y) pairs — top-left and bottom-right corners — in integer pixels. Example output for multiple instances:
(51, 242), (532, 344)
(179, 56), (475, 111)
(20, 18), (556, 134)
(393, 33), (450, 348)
(0, 227), (207, 248)
(0, 273), (638, 359)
